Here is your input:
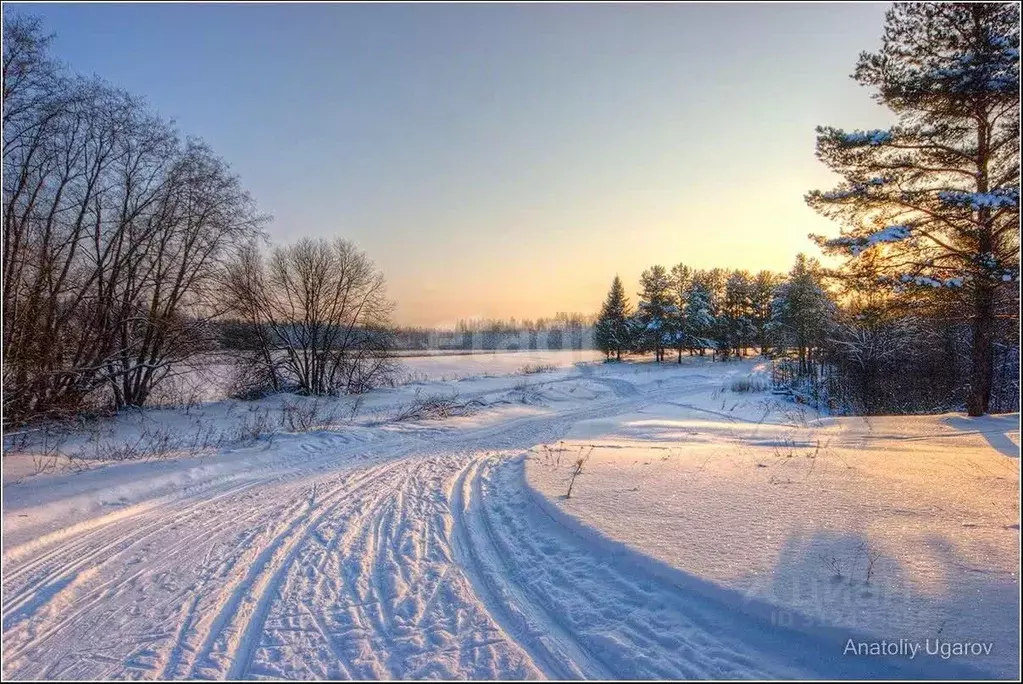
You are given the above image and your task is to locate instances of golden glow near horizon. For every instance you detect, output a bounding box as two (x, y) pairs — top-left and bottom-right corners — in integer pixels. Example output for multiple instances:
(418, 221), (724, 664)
(323, 4), (897, 328)
(384, 171), (877, 327)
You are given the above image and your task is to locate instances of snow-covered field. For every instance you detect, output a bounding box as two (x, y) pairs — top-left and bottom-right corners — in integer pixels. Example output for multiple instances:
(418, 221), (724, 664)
(400, 349), (605, 382)
(2, 353), (1018, 680)
(134, 349), (606, 408)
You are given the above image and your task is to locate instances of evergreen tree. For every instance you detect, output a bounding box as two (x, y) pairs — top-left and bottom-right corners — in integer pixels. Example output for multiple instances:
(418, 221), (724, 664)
(669, 263), (694, 302)
(694, 268), (729, 359)
(722, 270), (756, 358)
(637, 265), (674, 362)
(806, 2), (1020, 415)
(770, 255), (835, 374)
(668, 264), (693, 362)
(626, 312), (649, 356)
(595, 275), (632, 361)
(593, 318), (613, 361)
(751, 270), (782, 356)
(681, 282), (714, 356)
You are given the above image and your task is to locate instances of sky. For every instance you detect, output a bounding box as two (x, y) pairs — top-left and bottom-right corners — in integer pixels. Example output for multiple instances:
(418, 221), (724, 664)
(5, 2), (895, 326)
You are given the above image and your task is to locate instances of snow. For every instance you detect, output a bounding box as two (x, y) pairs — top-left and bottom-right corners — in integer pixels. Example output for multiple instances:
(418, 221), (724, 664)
(399, 349), (605, 383)
(2, 354), (1018, 679)
(897, 274), (964, 289)
(528, 373), (1020, 678)
(867, 224), (911, 243)
(822, 127), (893, 147)
(828, 225), (912, 256)
(939, 188), (1019, 210)
(819, 185), (867, 201)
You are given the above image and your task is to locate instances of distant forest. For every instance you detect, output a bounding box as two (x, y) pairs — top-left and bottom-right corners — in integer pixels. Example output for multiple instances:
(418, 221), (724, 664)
(390, 313), (598, 352)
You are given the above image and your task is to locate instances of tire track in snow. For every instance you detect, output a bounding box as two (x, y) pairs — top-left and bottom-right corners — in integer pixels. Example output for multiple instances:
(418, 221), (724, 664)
(3, 463), (390, 680)
(465, 455), (776, 678)
(2, 486), (299, 676)
(5, 496), (284, 663)
(1, 479), (279, 663)
(243, 454), (538, 680)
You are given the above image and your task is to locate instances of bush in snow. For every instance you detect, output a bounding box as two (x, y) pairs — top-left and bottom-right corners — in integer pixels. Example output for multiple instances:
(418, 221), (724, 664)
(518, 363), (558, 375)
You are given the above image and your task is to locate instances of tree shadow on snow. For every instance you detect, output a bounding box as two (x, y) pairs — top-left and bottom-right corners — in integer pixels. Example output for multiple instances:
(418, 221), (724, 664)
(944, 414), (1020, 459)
(744, 528), (1019, 679)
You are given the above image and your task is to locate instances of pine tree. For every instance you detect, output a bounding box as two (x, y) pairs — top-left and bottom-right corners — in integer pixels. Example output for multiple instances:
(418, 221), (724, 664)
(751, 270), (782, 356)
(595, 275), (632, 361)
(669, 264), (694, 303)
(669, 264), (694, 362)
(682, 282), (714, 357)
(694, 268), (729, 359)
(593, 318), (613, 361)
(626, 312), (648, 356)
(723, 270), (756, 358)
(770, 255), (835, 374)
(637, 265), (674, 362)
(806, 2), (1020, 415)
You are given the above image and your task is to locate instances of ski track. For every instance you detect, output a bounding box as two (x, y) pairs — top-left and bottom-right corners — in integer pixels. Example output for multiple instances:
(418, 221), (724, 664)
(1, 372), (984, 680)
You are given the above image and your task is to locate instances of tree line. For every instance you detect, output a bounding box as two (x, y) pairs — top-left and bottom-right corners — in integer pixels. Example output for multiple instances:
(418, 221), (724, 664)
(391, 313), (597, 351)
(594, 256), (830, 366)
(597, 264), (786, 363)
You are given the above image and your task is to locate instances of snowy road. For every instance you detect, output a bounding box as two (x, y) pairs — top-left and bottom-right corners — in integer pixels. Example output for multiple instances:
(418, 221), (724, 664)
(1, 366), (1002, 680)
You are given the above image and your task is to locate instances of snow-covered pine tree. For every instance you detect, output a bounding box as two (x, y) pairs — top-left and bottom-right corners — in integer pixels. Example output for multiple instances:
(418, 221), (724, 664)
(626, 312), (649, 356)
(593, 318), (613, 361)
(637, 266), (675, 362)
(751, 270), (782, 357)
(595, 275), (632, 361)
(682, 282), (714, 357)
(669, 264), (694, 362)
(723, 270), (756, 358)
(695, 268), (729, 360)
(806, 2), (1020, 416)
(770, 255), (835, 375)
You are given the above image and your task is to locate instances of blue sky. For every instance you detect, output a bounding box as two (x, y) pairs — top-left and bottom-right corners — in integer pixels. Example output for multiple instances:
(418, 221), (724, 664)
(6, 2), (894, 325)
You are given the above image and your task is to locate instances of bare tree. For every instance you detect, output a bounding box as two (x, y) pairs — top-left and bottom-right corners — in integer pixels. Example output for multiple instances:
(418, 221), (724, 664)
(102, 141), (266, 407)
(2, 17), (266, 422)
(225, 237), (397, 397)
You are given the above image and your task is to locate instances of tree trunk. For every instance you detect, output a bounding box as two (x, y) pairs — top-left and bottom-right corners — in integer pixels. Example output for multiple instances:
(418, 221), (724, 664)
(966, 285), (995, 416)
(967, 83), (994, 418)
